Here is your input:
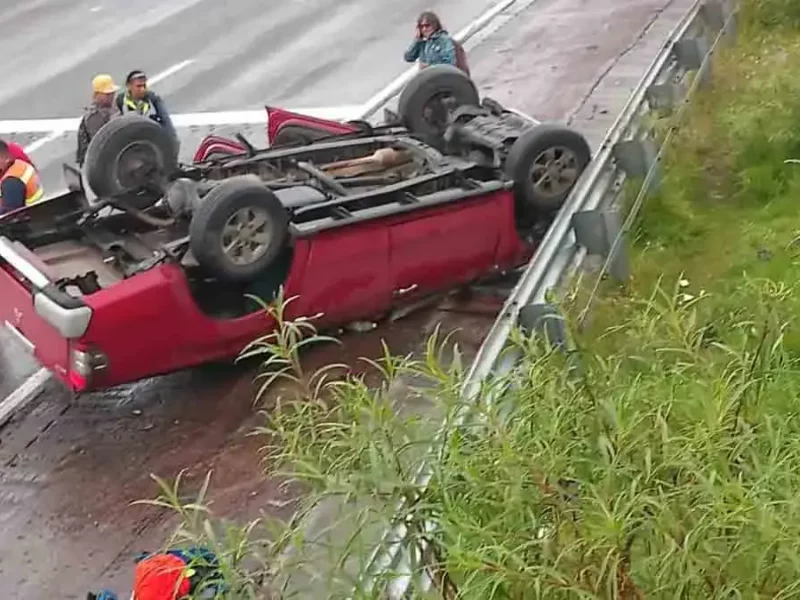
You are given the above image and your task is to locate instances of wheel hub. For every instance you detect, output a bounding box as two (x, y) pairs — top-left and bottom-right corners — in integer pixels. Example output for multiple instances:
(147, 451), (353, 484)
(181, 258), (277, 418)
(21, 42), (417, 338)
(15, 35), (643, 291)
(221, 206), (272, 266)
(116, 141), (162, 190)
(530, 145), (580, 198)
(422, 92), (457, 135)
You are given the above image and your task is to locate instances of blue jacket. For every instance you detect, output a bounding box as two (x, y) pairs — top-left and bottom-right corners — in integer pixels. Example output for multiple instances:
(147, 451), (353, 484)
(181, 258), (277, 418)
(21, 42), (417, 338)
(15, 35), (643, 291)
(404, 30), (457, 66)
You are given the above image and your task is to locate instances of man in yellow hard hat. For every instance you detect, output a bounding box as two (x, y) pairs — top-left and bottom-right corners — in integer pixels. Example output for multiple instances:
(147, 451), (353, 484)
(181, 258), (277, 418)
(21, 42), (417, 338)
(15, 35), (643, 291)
(76, 74), (120, 167)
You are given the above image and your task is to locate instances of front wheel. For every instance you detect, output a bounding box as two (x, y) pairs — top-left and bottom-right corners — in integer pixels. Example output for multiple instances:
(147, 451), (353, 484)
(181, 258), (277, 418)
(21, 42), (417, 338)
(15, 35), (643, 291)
(504, 124), (591, 218)
(189, 177), (290, 283)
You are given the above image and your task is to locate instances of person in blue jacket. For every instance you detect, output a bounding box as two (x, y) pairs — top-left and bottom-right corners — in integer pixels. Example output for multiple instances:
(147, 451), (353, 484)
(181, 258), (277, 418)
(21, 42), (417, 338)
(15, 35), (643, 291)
(404, 11), (458, 68)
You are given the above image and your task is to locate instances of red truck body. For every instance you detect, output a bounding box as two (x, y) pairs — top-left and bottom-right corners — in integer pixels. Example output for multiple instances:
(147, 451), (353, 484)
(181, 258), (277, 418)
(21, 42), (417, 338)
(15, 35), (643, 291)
(0, 117), (531, 392)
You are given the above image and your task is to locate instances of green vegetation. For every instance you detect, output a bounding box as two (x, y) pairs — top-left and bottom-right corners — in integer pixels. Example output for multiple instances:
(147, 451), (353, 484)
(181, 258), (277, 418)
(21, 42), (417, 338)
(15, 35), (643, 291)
(136, 1), (800, 598)
(591, 0), (800, 352)
(745, 0), (800, 28)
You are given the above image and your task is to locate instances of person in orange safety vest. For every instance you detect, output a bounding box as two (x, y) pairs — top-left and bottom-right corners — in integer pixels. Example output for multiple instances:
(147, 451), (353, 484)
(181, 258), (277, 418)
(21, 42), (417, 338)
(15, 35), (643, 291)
(0, 140), (43, 216)
(87, 546), (226, 600)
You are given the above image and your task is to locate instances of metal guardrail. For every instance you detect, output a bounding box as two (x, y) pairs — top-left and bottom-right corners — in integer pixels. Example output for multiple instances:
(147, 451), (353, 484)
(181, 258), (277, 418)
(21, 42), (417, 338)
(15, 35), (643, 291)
(351, 0), (739, 596)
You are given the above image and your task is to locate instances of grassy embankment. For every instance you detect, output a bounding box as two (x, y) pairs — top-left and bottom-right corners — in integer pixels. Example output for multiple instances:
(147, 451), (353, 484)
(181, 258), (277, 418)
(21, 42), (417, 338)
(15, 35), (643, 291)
(582, 0), (800, 351)
(142, 1), (800, 598)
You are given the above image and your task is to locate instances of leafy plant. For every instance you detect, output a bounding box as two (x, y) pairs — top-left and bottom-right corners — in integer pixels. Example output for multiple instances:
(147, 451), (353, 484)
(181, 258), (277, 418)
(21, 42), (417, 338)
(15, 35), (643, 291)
(237, 287), (346, 403)
(133, 470), (294, 599)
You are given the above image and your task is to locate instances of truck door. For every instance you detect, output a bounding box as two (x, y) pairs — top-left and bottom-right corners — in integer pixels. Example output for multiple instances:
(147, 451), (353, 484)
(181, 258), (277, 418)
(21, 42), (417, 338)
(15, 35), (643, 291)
(388, 196), (501, 310)
(294, 224), (392, 327)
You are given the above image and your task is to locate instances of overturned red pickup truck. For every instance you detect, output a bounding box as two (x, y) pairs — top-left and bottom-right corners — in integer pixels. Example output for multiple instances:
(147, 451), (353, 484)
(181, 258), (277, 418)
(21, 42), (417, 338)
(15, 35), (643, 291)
(0, 66), (591, 393)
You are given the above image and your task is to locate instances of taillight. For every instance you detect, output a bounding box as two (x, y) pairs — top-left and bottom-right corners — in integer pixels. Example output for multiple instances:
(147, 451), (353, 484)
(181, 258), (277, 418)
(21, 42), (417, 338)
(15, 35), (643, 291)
(68, 342), (109, 392)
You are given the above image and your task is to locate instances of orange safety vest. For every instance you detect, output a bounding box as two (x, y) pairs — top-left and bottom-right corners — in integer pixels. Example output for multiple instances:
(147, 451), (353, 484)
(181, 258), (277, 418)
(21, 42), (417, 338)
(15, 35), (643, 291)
(1, 159), (44, 207)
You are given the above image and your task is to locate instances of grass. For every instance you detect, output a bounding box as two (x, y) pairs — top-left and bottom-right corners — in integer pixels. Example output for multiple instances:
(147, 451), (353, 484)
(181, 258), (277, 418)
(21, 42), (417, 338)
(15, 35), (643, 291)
(584, 0), (800, 349)
(129, 1), (800, 598)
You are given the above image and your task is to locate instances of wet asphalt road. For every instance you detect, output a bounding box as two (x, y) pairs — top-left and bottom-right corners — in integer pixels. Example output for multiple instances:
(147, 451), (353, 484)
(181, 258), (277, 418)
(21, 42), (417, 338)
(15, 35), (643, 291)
(0, 330), (39, 400)
(0, 0), (695, 597)
(0, 0), (498, 118)
(1, 0), (502, 235)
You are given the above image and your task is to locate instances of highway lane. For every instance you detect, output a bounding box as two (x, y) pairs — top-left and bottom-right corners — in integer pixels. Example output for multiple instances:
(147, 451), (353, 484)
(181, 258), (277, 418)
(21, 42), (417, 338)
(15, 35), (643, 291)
(0, 0), (695, 597)
(0, 0), (499, 183)
(0, 0), (498, 118)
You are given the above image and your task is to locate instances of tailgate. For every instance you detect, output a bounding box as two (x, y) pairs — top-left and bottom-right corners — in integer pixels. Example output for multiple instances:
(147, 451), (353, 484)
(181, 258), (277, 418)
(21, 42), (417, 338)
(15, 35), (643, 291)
(0, 236), (92, 380)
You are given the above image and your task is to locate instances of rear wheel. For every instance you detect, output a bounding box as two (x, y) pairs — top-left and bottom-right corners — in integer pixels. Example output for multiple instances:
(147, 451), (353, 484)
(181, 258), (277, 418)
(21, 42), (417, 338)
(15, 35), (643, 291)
(189, 177), (290, 283)
(398, 64), (480, 146)
(83, 114), (177, 209)
(504, 124), (591, 219)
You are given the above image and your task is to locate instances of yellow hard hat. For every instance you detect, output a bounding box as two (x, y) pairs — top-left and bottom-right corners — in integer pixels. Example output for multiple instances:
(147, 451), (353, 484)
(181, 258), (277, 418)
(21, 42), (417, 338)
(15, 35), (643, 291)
(92, 74), (119, 95)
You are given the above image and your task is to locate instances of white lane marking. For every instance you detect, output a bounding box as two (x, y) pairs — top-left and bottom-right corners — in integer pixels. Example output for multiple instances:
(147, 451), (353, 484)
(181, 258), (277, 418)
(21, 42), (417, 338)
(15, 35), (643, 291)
(89, 5), (102, 12)
(23, 131), (63, 154)
(0, 367), (50, 427)
(0, 105), (365, 135)
(148, 59), (195, 85)
(359, 0), (517, 117)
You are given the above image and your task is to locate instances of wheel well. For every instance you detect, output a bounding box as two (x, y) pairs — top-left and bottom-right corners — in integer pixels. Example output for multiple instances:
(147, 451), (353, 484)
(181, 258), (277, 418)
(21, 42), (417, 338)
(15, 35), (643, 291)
(186, 245), (294, 319)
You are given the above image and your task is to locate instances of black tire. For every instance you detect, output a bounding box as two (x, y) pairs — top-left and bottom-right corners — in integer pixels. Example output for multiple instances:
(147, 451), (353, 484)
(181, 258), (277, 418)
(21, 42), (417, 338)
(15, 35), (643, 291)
(397, 64), (480, 142)
(189, 176), (289, 283)
(271, 125), (328, 147)
(504, 124), (591, 217)
(84, 114), (177, 208)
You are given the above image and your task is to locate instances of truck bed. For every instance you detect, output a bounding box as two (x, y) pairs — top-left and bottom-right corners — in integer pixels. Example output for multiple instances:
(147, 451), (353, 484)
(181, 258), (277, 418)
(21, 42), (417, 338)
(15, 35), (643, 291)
(33, 240), (123, 290)
(0, 187), (192, 299)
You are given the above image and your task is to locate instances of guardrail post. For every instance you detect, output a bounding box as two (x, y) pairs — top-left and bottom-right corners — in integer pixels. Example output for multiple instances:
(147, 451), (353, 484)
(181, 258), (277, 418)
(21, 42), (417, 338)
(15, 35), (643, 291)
(518, 303), (567, 350)
(571, 209), (629, 282)
(674, 35), (712, 88)
(701, 0), (737, 44)
(613, 136), (661, 189)
(646, 80), (688, 115)
(700, 0), (725, 31)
